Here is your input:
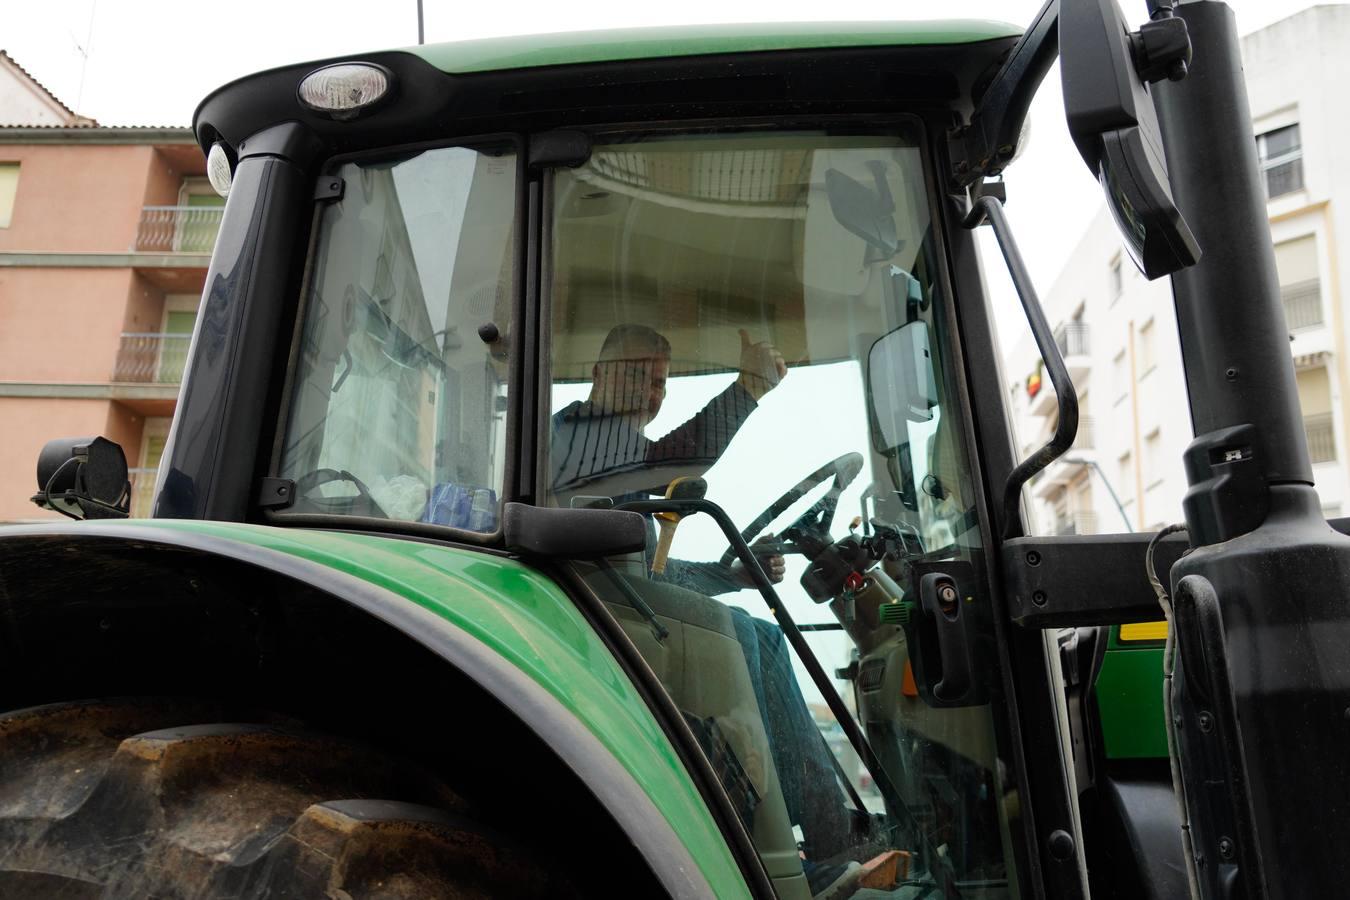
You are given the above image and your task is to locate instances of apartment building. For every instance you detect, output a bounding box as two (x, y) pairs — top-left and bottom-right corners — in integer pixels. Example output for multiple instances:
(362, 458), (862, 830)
(0, 52), (218, 520)
(1003, 5), (1350, 535)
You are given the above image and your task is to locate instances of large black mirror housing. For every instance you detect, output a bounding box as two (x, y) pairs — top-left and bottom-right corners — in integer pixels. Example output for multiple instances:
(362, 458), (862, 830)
(1062, 0), (1200, 278)
(32, 435), (130, 520)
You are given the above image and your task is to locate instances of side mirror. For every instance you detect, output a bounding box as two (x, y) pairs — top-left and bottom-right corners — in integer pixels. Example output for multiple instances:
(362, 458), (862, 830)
(32, 435), (130, 519)
(868, 322), (937, 454)
(1062, 0), (1200, 278)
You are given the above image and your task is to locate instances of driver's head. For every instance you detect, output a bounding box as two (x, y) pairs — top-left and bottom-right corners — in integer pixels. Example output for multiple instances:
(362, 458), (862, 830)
(590, 324), (671, 428)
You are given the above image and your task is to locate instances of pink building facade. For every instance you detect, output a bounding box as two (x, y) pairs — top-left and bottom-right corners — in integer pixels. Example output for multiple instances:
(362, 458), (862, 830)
(0, 53), (213, 519)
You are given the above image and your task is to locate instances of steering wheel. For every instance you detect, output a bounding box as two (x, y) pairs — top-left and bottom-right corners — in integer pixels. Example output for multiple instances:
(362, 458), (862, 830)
(718, 452), (864, 567)
(292, 468), (388, 519)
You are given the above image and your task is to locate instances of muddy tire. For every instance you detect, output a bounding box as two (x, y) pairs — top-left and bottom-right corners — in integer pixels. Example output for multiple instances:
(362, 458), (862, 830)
(0, 699), (567, 899)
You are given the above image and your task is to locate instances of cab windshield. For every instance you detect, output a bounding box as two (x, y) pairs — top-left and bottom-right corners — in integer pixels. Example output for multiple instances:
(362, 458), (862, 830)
(545, 129), (1019, 898)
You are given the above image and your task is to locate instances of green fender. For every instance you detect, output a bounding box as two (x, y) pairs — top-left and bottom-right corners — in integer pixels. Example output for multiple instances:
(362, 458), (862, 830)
(0, 519), (751, 898)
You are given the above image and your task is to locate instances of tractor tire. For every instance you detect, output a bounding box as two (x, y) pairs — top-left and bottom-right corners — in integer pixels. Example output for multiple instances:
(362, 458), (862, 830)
(0, 698), (568, 899)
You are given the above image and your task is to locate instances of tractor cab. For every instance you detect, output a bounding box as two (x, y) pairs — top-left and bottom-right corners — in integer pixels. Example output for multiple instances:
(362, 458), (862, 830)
(271, 121), (1015, 897)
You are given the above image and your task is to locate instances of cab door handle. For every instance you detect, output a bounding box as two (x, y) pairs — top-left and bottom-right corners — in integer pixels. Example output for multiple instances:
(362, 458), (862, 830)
(918, 572), (974, 702)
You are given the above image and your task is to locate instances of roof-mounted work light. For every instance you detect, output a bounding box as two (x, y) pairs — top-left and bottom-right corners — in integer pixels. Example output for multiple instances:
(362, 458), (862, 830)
(298, 63), (393, 120)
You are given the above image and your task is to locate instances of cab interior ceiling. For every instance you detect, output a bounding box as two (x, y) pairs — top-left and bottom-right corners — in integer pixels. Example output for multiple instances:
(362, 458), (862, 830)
(193, 38), (1019, 161)
(551, 139), (934, 382)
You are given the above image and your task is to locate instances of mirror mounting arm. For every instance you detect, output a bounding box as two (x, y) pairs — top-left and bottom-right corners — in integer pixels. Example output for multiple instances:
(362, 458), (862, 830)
(948, 0), (1059, 188)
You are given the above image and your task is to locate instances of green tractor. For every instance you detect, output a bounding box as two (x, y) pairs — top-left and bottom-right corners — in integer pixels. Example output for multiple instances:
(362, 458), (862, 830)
(4, 2), (1347, 898)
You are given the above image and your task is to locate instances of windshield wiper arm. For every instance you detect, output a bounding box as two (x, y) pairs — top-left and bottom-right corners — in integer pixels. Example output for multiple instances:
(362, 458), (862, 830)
(616, 496), (961, 896)
(593, 557), (670, 643)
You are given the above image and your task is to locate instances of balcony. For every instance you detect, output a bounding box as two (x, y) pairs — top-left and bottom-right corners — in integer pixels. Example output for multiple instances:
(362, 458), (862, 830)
(1055, 322), (1092, 384)
(113, 333), (191, 384)
(135, 205), (223, 254)
(1305, 413), (1336, 464)
(1034, 458), (1090, 499)
(1055, 322), (1090, 357)
(1283, 279), (1323, 331)
(1052, 511), (1098, 536)
(1073, 416), (1095, 450)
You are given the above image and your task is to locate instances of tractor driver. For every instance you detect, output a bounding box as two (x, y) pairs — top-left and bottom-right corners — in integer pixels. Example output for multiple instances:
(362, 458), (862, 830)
(550, 324), (881, 878)
(550, 323), (789, 593)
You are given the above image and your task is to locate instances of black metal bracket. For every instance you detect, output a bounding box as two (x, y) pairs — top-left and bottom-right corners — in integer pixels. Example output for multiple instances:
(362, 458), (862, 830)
(313, 176), (345, 201)
(1131, 4), (1191, 84)
(1181, 423), (1270, 546)
(256, 477), (296, 509)
(528, 130), (593, 170)
(1004, 517), (1350, 628)
(1002, 532), (1187, 627)
(962, 195), (1079, 541)
(948, 0), (1059, 187)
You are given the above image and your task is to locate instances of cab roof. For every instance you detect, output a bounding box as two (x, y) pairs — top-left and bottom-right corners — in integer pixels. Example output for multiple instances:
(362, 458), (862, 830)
(194, 20), (1022, 159)
(406, 21), (1023, 74)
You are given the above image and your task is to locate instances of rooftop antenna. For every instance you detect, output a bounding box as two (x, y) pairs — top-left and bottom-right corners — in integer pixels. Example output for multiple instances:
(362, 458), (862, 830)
(417, 0), (425, 44)
(72, 0), (97, 116)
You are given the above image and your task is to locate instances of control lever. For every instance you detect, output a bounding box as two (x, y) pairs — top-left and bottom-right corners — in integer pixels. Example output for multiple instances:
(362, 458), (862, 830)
(651, 477), (707, 575)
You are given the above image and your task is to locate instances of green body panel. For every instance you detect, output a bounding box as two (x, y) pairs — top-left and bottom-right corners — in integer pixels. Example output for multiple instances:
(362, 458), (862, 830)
(1095, 638), (1168, 760)
(95, 519), (749, 898)
(406, 21), (1021, 74)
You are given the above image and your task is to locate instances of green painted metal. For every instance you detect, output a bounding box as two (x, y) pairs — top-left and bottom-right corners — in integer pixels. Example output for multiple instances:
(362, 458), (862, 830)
(1095, 646), (1169, 759)
(95, 519), (750, 898)
(406, 21), (1021, 75)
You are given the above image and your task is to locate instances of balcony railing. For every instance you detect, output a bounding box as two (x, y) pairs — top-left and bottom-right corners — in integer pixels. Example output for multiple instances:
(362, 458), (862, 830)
(1305, 413), (1337, 464)
(128, 467), (157, 518)
(135, 205), (223, 253)
(1073, 416), (1095, 450)
(1263, 157), (1304, 199)
(113, 333), (192, 383)
(1055, 322), (1090, 357)
(1282, 279), (1323, 331)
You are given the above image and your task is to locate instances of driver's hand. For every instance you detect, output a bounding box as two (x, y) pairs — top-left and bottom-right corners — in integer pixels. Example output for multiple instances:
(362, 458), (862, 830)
(731, 533), (786, 587)
(736, 329), (787, 401)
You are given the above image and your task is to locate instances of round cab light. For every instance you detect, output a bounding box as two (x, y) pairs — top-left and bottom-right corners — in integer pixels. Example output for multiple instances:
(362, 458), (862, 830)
(298, 63), (391, 119)
(206, 142), (233, 198)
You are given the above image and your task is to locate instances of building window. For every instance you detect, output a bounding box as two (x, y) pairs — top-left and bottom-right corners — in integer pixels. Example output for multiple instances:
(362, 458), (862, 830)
(1257, 124), (1303, 199)
(1109, 256), (1123, 303)
(1275, 235), (1322, 331)
(1118, 451), (1135, 505)
(1137, 320), (1156, 378)
(1296, 365), (1337, 464)
(0, 162), (18, 228)
(1144, 429), (1164, 490)
(1113, 349), (1129, 406)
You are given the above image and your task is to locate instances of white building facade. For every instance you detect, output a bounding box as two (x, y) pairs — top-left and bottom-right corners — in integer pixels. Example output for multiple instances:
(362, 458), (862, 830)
(1003, 5), (1350, 535)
